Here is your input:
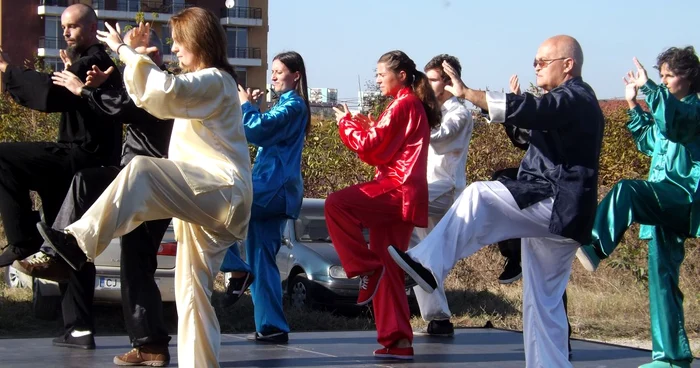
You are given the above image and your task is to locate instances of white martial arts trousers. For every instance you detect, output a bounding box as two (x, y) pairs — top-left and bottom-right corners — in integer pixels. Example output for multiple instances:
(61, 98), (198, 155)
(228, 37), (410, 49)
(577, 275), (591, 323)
(66, 156), (246, 368)
(407, 181), (578, 368)
(409, 190), (454, 322)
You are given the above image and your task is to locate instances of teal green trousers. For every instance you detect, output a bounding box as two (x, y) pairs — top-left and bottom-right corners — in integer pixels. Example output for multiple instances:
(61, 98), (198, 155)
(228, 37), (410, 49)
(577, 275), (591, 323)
(590, 179), (693, 367)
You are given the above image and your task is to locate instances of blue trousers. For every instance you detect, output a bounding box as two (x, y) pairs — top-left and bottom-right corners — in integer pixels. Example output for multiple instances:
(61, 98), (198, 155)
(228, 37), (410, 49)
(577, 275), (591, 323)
(220, 191), (290, 334)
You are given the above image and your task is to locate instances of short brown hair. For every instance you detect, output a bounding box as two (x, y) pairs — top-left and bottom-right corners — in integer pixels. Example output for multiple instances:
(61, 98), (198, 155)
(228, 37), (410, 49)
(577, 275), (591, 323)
(424, 54), (461, 81)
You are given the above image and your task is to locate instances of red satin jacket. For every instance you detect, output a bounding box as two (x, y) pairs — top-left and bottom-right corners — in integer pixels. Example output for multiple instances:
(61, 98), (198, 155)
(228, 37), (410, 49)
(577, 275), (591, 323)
(338, 87), (430, 227)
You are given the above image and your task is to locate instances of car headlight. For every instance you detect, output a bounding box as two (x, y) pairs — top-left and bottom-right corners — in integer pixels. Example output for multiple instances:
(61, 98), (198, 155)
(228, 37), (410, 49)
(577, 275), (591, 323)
(329, 265), (348, 279)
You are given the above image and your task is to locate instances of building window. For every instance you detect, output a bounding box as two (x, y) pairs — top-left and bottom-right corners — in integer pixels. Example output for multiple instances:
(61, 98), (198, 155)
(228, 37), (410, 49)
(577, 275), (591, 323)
(116, 0), (140, 12)
(161, 24), (171, 55)
(44, 57), (64, 72)
(235, 67), (247, 87)
(226, 27), (248, 59)
(43, 16), (65, 49)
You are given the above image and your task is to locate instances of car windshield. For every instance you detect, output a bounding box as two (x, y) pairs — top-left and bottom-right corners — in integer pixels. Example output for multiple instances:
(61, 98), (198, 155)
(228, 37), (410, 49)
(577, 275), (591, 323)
(294, 212), (370, 244)
(294, 215), (331, 243)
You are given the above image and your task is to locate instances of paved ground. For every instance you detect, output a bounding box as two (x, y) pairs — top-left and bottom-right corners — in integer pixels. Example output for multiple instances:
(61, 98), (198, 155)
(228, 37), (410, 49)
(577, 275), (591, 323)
(1, 328), (694, 367)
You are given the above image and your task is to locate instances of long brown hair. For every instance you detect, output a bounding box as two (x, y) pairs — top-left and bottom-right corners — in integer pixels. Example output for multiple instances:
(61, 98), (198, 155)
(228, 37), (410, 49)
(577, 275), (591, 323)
(274, 51), (311, 135)
(170, 7), (236, 79)
(378, 50), (441, 129)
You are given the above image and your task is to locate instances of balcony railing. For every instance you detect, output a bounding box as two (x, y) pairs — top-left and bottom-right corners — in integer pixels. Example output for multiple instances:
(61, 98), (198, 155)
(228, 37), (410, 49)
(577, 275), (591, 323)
(39, 36), (67, 50)
(220, 7), (263, 19)
(91, 1), (193, 13)
(40, 0), (70, 5)
(227, 47), (261, 60)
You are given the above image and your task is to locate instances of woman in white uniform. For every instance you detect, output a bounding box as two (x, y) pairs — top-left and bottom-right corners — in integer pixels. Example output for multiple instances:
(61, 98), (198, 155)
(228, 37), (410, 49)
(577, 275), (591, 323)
(38, 8), (252, 368)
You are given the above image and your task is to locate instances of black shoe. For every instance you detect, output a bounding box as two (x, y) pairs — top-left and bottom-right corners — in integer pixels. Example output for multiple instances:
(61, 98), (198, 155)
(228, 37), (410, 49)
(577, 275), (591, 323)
(414, 320), (454, 337)
(52, 333), (96, 350)
(387, 245), (437, 292)
(36, 222), (87, 271)
(498, 258), (522, 284)
(223, 273), (254, 307)
(246, 331), (289, 344)
(0, 244), (39, 268)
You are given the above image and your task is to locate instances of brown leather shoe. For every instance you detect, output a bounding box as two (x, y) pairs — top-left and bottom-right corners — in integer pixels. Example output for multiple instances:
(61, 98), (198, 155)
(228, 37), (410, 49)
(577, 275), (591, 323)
(113, 345), (170, 366)
(13, 253), (71, 282)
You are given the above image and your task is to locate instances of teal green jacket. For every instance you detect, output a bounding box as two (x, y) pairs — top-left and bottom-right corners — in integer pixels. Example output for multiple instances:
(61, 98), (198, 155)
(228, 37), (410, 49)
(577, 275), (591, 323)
(627, 80), (700, 238)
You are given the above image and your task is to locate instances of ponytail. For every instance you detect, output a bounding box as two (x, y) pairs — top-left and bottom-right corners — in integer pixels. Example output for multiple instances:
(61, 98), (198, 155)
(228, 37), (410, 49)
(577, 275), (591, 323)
(411, 70), (441, 129)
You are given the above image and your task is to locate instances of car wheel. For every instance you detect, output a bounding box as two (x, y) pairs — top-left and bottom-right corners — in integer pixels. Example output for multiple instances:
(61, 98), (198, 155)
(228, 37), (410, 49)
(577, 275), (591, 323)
(3, 265), (29, 288)
(289, 274), (312, 309)
(32, 278), (61, 321)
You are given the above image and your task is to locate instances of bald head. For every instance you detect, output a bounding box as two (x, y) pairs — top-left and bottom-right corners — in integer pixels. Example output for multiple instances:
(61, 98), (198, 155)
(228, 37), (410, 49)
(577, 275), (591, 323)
(61, 4), (98, 53)
(64, 4), (97, 27)
(541, 35), (584, 75)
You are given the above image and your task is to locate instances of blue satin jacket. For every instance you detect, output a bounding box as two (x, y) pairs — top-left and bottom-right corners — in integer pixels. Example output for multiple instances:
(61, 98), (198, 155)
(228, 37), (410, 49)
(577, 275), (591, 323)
(242, 90), (308, 219)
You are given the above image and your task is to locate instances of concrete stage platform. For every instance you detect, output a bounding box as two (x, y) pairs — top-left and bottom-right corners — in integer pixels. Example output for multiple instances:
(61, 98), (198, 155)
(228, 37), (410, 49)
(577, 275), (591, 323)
(1, 328), (695, 367)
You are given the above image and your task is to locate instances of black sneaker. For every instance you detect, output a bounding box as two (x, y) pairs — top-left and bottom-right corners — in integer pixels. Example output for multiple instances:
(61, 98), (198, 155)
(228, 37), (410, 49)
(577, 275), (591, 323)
(498, 258), (522, 284)
(36, 222), (87, 271)
(246, 331), (289, 344)
(387, 245), (437, 292)
(52, 333), (96, 350)
(414, 320), (454, 337)
(0, 244), (39, 268)
(223, 273), (254, 307)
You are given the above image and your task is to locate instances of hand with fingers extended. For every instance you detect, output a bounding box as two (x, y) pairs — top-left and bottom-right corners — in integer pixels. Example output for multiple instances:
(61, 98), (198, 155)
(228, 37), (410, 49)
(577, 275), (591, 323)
(59, 49), (72, 70)
(85, 64), (115, 88)
(96, 21), (125, 53)
(128, 22), (159, 56)
(250, 88), (266, 105)
(237, 84), (251, 104)
(333, 103), (351, 125)
(353, 113), (377, 130)
(509, 74), (521, 95)
(625, 57), (649, 88)
(52, 70), (85, 96)
(442, 60), (468, 99)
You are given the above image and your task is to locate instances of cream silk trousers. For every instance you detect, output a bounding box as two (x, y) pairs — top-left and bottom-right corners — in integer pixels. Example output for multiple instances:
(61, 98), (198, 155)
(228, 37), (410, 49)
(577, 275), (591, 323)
(66, 156), (247, 368)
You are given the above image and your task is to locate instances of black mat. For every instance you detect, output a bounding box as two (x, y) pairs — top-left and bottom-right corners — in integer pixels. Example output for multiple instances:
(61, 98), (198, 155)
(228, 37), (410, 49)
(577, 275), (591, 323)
(0, 328), (694, 367)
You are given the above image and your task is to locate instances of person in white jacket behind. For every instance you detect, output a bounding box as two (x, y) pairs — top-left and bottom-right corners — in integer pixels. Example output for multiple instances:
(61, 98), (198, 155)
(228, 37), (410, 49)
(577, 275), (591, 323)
(411, 54), (473, 337)
(37, 8), (252, 368)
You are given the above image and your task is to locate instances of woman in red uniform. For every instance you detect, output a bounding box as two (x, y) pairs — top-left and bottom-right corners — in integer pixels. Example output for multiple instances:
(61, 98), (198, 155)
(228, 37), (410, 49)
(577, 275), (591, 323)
(328, 50), (440, 360)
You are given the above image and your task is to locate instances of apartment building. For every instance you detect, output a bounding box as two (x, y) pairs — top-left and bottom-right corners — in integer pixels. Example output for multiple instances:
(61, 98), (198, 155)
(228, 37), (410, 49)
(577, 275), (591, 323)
(0, 0), (268, 89)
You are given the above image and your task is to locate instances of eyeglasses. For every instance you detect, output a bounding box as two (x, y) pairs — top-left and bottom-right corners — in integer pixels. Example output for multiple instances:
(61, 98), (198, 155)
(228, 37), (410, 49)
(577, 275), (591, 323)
(533, 57), (568, 68)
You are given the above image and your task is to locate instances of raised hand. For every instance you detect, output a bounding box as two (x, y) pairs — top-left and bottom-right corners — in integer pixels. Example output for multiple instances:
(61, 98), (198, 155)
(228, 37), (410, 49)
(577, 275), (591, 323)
(129, 22), (159, 55)
(625, 57), (649, 88)
(96, 22), (124, 53)
(623, 71), (639, 109)
(52, 70), (85, 96)
(237, 84), (253, 104)
(250, 88), (266, 105)
(353, 113), (377, 129)
(442, 60), (468, 99)
(509, 74), (521, 94)
(333, 103), (351, 124)
(59, 49), (72, 70)
(85, 64), (114, 88)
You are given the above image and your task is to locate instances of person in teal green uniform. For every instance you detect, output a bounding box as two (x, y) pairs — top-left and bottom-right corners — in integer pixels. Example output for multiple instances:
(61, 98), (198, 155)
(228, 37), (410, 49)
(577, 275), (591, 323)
(577, 46), (700, 368)
(220, 51), (310, 344)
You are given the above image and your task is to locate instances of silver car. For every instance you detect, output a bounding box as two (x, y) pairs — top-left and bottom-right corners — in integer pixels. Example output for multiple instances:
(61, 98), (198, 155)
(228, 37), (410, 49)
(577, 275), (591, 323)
(7, 223), (177, 320)
(225, 198), (415, 309)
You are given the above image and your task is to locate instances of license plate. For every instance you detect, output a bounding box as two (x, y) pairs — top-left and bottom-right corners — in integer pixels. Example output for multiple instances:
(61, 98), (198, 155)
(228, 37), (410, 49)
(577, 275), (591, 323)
(96, 277), (120, 290)
(96, 277), (160, 290)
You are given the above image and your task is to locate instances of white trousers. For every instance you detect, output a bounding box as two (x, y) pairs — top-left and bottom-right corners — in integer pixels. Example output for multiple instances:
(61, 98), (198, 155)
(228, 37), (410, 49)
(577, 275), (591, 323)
(409, 190), (454, 322)
(407, 181), (577, 368)
(66, 156), (246, 368)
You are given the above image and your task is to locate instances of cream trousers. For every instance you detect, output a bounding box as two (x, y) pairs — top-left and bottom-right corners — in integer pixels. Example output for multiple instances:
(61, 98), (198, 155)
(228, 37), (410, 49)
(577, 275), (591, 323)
(66, 156), (248, 368)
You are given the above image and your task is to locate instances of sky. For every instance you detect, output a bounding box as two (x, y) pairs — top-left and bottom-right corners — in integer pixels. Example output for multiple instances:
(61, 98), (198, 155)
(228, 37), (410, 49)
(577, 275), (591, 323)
(266, 0), (699, 106)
